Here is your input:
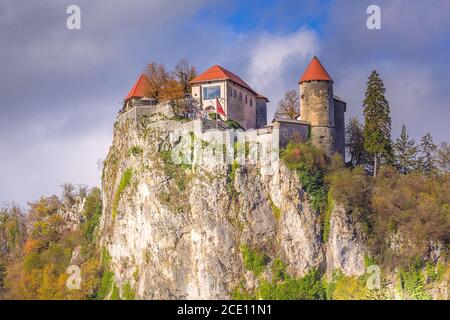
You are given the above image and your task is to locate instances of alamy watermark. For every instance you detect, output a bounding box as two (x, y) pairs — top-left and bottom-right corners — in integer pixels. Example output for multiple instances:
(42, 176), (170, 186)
(367, 5), (381, 30)
(66, 265), (81, 290)
(66, 5), (81, 30)
(167, 126), (280, 176)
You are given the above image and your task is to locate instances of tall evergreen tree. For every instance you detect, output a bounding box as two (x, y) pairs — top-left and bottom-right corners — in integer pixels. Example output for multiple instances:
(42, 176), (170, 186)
(345, 117), (366, 166)
(394, 125), (418, 174)
(363, 70), (393, 176)
(418, 133), (437, 175)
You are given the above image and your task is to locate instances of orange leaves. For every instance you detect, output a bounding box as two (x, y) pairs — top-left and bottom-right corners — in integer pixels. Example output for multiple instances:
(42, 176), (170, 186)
(23, 239), (42, 255)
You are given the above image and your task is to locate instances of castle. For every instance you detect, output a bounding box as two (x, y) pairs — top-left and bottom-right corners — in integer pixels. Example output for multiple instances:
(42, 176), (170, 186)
(122, 56), (346, 158)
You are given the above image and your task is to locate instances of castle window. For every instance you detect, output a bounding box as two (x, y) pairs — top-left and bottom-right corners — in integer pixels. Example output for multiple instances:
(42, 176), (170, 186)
(245, 95), (248, 104)
(239, 92), (242, 101)
(203, 86), (221, 100)
(250, 99), (253, 106)
(234, 89), (237, 98)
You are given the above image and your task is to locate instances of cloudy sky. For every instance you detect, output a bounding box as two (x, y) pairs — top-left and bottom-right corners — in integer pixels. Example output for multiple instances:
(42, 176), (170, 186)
(1, 0), (449, 205)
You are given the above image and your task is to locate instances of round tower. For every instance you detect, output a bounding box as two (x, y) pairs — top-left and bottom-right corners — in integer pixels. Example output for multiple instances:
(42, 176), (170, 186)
(299, 56), (335, 156)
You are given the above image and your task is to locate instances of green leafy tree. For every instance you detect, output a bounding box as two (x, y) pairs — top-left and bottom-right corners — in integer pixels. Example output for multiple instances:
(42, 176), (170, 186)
(345, 117), (367, 166)
(363, 71), (393, 176)
(393, 125), (418, 174)
(417, 133), (437, 175)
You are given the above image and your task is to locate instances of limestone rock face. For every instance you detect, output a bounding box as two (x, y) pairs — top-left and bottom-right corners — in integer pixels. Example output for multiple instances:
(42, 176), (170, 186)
(98, 119), (367, 299)
(58, 195), (85, 232)
(325, 204), (366, 276)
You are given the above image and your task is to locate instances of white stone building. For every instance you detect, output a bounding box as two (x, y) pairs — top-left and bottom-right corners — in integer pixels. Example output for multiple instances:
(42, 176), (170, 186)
(190, 65), (269, 130)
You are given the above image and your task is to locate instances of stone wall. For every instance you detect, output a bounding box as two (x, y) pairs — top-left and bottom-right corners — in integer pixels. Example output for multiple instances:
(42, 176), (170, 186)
(310, 126), (336, 157)
(117, 103), (174, 124)
(256, 97), (268, 128)
(333, 98), (346, 159)
(226, 81), (257, 130)
(272, 119), (310, 148)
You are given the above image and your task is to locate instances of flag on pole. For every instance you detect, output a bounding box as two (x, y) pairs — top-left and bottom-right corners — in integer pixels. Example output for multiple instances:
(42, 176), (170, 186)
(216, 97), (226, 117)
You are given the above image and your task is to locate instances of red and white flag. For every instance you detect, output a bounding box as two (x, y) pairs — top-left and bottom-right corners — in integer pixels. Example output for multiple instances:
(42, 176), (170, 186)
(216, 97), (226, 117)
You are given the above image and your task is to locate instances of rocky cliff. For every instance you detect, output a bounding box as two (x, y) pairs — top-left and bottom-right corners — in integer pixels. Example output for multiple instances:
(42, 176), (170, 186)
(98, 118), (368, 299)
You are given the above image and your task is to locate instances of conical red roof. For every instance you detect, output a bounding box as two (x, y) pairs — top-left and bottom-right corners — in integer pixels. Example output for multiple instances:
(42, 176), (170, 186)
(125, 74), (150, 100)
(299, 56), (332, 83)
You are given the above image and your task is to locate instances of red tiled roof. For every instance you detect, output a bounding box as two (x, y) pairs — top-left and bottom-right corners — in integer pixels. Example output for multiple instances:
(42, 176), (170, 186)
(299, 56), (332, 83)
(125, 74), (150, 100)
(190, 65), (260, 96)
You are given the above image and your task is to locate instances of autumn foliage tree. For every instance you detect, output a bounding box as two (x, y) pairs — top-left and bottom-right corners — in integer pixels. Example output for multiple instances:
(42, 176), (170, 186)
(143, 59), (196, 103)
(174, 58), (197, 95)
(276, 90), (299, 119)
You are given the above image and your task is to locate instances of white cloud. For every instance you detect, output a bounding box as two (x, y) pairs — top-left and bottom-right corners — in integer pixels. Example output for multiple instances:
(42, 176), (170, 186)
(334, 62), (450, 143)
(244, 28), (319, 117)
(0, 124), (112, 206)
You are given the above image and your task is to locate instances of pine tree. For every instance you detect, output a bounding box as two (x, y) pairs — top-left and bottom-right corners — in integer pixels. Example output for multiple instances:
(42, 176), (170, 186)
(363, 70), (393, 176)
(393, 125), (418, 174)
(345, 117), (366, 166)
(417, 133), (437, 175)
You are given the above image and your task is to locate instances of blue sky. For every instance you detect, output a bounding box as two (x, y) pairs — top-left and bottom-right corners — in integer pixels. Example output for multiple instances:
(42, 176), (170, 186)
(0, 0), (449, 205)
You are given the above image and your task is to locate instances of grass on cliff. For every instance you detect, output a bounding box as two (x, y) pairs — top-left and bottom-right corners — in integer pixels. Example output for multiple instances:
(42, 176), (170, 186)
(112, 168), (133, 220)
(233, 256), (326, 300)
(240, 245), (268, 276)
(268, 195), (281, 221)
(398, 260), (431, 300)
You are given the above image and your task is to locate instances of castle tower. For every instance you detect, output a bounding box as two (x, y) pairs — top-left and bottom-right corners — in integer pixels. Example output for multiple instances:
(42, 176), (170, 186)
(299, 56), (336, 157)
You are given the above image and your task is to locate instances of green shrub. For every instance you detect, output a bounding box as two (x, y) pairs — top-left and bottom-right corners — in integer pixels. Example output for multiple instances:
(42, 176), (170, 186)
(258, 268), (325, 300)
(97, 271), (114, 300)
(228, 161), (240, 195)
(225, 119), (244, 130)
(327, 270), (370, 300)
(101, 248), (112, 267)
(364, 254), (377, 268)
(122, 282), (135, 300)
(241, 245), (268, 276)
(272, 258), (287, 281)
(112, 168), (133, 219)
(110, 284), (121, 300)
(231, 283), (256, 300)
(268, 196), (281, 221)
(398, 261), (430, 300)
(282, 142), (328, 213)
(322, 192), (334, 242)
(128, 145), (143, 156)
(208, 112), (222, 120)
(82, 187), (102, 242)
